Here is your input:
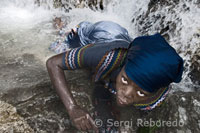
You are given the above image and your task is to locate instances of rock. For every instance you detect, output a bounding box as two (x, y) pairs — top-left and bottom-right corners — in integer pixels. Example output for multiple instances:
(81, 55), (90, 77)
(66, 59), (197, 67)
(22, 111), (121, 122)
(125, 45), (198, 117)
(132, 0), (186, 37)
(50, 0), (105, 12)
(0, 53), (94, 132)
(0, 100), (33, 132)
(0, 53), (50, 104)
(1, 53), (200, 133)
(132, 0), (200, 88)
(189, 48), (200, 87)
(118, 91), (200, 133)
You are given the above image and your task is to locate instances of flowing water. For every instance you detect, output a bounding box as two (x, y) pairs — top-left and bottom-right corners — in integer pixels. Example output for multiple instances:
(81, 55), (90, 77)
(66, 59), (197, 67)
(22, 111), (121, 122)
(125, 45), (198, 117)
(0, 0), (199, 92)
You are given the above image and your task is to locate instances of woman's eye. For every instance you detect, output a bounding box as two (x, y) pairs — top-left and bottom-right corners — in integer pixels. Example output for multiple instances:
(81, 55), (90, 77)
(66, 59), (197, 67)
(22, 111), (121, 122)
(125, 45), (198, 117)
(121, 77), (128, 84)
(137, 91), (145, 97)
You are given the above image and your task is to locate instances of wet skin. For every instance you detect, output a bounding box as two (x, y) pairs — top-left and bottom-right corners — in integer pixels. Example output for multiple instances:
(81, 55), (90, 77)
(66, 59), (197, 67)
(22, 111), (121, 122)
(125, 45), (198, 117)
(115, 66), (153, 107)
(46, 53), (153, 132)
(46, 54), (98, 132)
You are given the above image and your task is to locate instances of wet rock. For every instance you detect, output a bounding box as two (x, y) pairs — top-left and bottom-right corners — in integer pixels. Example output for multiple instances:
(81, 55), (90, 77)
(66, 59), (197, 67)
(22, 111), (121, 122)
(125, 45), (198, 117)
(0, 53), (50, 104)
(0, 100), (33, 132)
(0, 53), (94, 132)
(51, 0), (105, 12)
(0, 52), (200, 132)
(189, 48), (200, 86)
(132, 0), (185, 37)
(132, 0), (200, 89)
(119, 91), (200, 133)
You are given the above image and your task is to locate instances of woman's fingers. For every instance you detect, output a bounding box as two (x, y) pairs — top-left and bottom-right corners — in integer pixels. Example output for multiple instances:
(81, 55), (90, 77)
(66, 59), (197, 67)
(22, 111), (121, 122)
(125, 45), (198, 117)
(85, 118), (92, 130)
(81, 114), (94, 131)
(80, 121), (87, 131)
(74, 115), (90, 131)
(87, 114), (99, 133)
(73, 113), (99, 132)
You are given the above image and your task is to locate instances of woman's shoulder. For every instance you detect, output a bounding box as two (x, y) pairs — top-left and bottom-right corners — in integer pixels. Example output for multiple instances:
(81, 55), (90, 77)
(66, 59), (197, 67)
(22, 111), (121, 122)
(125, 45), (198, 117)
(62, 44), (128, 82)
(93, 48), (128, 82)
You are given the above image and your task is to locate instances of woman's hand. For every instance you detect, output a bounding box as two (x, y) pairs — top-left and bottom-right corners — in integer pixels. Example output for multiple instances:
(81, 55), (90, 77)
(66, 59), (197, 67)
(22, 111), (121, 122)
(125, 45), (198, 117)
(46, 54), (98, 132)
(69, 106), (99, 132)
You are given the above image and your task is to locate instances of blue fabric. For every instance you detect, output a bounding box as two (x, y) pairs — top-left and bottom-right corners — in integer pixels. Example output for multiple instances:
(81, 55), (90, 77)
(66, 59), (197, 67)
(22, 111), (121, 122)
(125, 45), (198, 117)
(125, 33), (184, 93)
(76, 21), (132, 46)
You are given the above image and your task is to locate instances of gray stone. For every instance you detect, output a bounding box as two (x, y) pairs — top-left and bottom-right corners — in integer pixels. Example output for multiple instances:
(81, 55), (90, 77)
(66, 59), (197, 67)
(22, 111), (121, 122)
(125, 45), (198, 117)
(0, 53), (94, 132)
(46, 0), (105, 12)
(189, 48), (200, 87)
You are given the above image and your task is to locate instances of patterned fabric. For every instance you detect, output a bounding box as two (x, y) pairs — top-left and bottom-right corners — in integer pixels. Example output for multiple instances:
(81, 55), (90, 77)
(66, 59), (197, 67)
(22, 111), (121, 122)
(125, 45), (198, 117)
(62, 44), (128, 82)
(94, 49), (127, 82)
(62, 44), (94, 70)
(134, 87), (170, 111)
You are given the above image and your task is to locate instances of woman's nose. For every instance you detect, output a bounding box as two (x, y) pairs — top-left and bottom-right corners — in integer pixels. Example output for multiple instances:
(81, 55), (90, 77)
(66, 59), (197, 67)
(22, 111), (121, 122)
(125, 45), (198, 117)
(120, 87), (134, 100)
(124, 86), (133, 96)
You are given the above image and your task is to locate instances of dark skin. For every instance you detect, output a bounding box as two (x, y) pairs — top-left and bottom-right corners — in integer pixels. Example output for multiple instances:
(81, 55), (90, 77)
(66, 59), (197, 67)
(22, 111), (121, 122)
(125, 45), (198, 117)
(115, 66), (153, 107)
(46, 54), (98, 132)
(46, 53), (153, 132)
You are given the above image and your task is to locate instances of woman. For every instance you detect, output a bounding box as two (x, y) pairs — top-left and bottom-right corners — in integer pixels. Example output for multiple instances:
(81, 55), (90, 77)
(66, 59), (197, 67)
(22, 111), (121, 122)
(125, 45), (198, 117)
(46, 23), (184, 132)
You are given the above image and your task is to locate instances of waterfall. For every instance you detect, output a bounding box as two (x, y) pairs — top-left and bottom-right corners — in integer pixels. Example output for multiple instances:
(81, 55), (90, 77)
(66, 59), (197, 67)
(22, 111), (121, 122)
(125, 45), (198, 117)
(0, 0), (199, 92)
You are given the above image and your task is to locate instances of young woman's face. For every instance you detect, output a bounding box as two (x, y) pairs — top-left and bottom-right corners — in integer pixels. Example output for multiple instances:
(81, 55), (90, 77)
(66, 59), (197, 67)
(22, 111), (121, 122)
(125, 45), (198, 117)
(115, 67), (153, 107)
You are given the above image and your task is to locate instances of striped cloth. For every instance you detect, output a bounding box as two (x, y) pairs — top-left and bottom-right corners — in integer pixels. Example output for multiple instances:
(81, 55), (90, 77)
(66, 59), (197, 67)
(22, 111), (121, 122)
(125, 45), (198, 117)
(62, 44), (127, 82)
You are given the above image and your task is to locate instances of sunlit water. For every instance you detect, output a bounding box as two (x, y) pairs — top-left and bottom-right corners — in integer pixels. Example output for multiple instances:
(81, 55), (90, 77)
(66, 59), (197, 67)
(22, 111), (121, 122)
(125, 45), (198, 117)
(0, 0), (199, 91)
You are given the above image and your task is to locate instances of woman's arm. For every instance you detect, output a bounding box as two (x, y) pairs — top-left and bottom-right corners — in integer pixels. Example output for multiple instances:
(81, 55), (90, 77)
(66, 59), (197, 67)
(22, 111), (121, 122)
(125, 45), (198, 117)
(46, 53), (98, 132)
(46, 53), (77, 112)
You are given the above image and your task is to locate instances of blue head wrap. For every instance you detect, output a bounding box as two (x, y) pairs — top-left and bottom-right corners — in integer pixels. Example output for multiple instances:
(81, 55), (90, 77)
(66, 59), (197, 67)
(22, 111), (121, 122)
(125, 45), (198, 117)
(125, 33), (184, 93)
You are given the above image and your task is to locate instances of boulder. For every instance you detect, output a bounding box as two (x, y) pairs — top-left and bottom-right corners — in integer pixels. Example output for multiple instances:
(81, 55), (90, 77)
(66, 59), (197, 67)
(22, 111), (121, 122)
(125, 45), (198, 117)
(119, 91), (200, 133)
(0, 53), (93, 132)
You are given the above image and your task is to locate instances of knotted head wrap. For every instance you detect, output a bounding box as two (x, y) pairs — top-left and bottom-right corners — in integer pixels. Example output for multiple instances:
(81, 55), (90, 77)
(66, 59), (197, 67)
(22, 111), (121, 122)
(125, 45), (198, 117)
(124, 33), (184, 110)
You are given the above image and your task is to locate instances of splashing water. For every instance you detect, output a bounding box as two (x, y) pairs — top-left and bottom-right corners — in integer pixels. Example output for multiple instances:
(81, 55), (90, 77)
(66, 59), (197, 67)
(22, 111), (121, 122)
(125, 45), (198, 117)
(0, 0), (58, 29)
(0, 0), (61, 62)
(130, 0), (200, 91)
(0, 0), (199, 91)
